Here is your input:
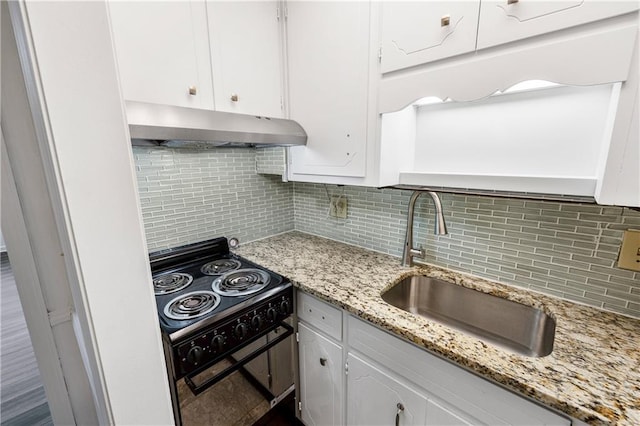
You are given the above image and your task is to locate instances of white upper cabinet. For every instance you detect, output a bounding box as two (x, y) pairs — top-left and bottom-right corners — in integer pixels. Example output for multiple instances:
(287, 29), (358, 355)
(477, 0), (640, 50)
(380, 1), (480, 74)
(110, 1), (285, 117)
(207, 1), (284, 117)
(378, 1), (640, 74)
(287, 1), (371, 178)
(109, 1), (214, 109)
(377, 2), (640, 205)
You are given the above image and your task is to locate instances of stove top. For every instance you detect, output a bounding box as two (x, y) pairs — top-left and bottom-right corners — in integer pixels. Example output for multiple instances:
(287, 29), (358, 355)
(149, 238), (289, 343)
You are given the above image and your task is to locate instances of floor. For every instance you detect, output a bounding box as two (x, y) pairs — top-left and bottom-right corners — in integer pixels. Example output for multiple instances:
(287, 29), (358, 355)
(0, 253), (52, 426)
(178, 358), (300, 426)
(178, 360), (271, 426)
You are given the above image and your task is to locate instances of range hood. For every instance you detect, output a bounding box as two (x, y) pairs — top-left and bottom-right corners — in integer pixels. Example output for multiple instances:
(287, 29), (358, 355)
(126, 101), (307, 148)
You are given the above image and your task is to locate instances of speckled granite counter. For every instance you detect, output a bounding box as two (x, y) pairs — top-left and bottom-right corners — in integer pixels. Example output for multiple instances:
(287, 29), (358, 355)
(236, 231), (640, 426)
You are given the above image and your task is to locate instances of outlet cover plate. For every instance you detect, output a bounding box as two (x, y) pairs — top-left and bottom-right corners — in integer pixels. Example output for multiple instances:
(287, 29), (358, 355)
(618, 229), (640, 272)
(330, 195), (348, 219)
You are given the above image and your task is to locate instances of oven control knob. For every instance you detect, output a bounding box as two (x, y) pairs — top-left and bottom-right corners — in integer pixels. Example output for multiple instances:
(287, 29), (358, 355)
(266, 307), (278, 322)
(186, 346), (204, 365)
(279, 300), (291, 314)
(211, 335), (226, 353)
(251, 315), (263, 330)
(234, 323), (248, 339)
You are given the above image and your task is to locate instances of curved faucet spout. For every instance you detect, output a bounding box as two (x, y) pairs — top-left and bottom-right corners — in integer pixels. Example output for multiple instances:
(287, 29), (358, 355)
(402, 191), (448, 267)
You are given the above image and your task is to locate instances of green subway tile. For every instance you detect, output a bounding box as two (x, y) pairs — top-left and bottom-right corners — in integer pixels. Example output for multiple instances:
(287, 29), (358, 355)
(492, 211), (526, 219)
(563, 294), (604, 308)
(606, 289), (640, 303)
(516, 264), (549, 275)
(500, 265), (530, 277)
(521, 226), (556, 236)
(560, 203), (602, 213)
(503, 255), (532, 265)
(524, 201), (558, 210)
(538, 222), (578, 232)
(591, 264), (637, 279)
(579, 213), (622, 223)
(584, 292), (627, 307)
(593, 251), (618, 261)
(603, 304), (640, 317)
(531, 285), (565, 298)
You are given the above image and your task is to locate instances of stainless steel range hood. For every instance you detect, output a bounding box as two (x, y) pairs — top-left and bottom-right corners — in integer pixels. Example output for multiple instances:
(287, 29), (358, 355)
(126, 101), (307, 148)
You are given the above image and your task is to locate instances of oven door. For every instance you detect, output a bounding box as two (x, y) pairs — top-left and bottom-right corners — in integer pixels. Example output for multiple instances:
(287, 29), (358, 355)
(232, 318), (294, 401)
(175, 320), (294, 426)
(183, 320), (293, 396)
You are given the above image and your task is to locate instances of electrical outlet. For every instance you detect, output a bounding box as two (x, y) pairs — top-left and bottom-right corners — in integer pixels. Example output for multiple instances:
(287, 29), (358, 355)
(329, 195), (348, 219)
(617, 229), (640, 272)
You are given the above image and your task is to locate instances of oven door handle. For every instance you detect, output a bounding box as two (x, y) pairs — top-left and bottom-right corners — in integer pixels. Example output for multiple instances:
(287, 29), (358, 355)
(184, 321), (294, 396)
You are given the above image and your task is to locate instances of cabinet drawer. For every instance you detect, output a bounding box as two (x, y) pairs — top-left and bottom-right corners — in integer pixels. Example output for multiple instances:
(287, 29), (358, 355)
(297, 292), (342, 341)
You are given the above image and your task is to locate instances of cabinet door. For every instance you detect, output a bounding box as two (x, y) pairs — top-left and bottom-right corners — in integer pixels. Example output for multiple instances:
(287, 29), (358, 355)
(477, 0), (640, 50)
(287, 1), (370, 178)
(426, 400), (474, 425)
(380, 1), (480, 73)
(346, 353), (427, 426)
(298, 322), (343, 426)
(109, 1), (214, 109)
(207, 1), (284, 117)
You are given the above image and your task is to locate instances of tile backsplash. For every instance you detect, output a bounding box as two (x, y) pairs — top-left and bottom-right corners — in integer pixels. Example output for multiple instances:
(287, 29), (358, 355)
(294, 183), (640, 318)
(133, 147), (294, 251)
(255, 147), (286, 176)
(131, 150), (640, 318)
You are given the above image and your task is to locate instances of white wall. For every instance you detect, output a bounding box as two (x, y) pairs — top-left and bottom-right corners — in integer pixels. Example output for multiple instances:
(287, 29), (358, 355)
(6, 1), (174, 424)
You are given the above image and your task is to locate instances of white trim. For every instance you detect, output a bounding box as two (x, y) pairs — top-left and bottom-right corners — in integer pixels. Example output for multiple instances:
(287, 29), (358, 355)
(379, 22), (638, 112)
(398, 172), (598, 197)
(7, 2), (112, 421)
(1, 132), (77, 425)
(6, 1), (174, 424)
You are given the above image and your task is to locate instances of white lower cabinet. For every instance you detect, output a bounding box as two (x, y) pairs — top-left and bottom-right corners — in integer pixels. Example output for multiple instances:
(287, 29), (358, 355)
(346, 352), (476, 426)
(296, 291), (571, 426)
(298, 322), (343, 426)
(346, 353), (427, 425)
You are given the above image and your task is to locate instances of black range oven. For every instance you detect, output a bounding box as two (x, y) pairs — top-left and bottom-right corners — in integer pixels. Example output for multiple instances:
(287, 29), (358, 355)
(149, 237), (294, 425)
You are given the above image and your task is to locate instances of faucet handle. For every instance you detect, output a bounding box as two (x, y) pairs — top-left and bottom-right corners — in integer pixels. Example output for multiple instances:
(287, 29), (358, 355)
(408, 246), (425, 260)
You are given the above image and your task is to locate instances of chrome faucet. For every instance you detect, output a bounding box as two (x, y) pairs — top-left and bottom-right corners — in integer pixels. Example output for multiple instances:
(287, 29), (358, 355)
(402, 191), (448, 267)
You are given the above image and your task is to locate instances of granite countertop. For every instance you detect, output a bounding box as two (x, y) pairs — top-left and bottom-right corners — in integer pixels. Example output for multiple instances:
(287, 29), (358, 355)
(236, 231), (640, 426)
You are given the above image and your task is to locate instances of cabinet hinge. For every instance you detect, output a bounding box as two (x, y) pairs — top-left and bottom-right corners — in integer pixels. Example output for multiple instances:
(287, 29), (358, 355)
(298, 401), (302, 412)
(280, 95), (284, 111)
(345, 361), (349, 376)
(295, 332), (299, 343)
(268, 374), (273, 389)
(276, 6), (281, 21)
(378, 46), (382, 63)
(284, 6), (288, 20)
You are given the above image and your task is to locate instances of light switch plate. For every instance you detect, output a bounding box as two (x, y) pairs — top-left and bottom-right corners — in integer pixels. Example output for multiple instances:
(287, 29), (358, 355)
(617, 229), (640, 272)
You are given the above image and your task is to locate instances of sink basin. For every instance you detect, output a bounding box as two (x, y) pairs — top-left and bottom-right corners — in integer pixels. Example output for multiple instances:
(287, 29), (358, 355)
(381, 276), (556, 357)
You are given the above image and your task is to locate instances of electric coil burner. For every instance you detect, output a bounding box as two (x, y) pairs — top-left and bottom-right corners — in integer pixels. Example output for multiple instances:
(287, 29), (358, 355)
(148, 237), (294, 426)
(153, 272), (193, 295)
(200, 258), (241, 275)
(212, 269), (270, 296)
(163, 291), (221, 320)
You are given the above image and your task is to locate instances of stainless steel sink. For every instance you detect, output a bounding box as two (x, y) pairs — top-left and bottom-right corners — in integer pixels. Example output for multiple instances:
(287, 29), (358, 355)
(381, 276), (556, 357)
